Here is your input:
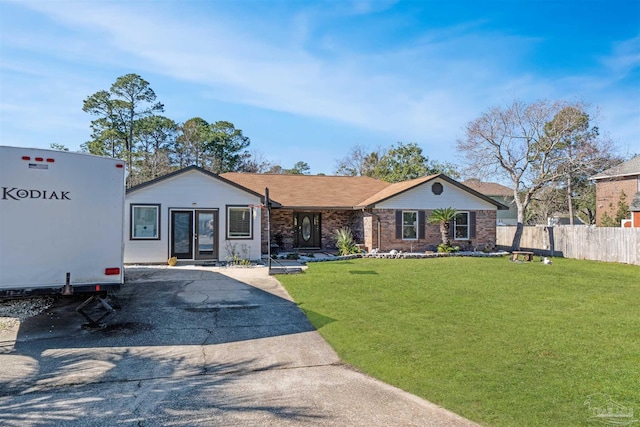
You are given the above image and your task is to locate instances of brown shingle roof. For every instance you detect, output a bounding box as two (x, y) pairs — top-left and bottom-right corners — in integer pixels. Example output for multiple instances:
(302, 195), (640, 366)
(222, 172), (508, 210)
(462, 180), (513, 197)
(221, 173), (390, 208)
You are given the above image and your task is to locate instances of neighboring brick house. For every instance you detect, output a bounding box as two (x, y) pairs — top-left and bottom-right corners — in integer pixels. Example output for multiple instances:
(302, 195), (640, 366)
(223, 172), (507, 253)
(590, 157), (640, 226)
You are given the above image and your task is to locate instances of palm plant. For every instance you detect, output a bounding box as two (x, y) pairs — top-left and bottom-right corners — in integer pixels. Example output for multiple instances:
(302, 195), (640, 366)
(427, 207), (458, 246)
(334, 227), (359, 255)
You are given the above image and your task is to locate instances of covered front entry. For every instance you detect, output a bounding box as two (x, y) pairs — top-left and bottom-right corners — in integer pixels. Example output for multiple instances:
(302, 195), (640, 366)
(294, 212), (321, 248)
(170, 209), (218, 260)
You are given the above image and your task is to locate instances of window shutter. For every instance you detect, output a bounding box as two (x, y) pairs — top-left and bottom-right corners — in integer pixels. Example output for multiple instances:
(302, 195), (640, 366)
(395, 210), (402, 239)
(470, 211), (477, 238)
(418, 210), (425, 239)
(448, 220), (454, 239)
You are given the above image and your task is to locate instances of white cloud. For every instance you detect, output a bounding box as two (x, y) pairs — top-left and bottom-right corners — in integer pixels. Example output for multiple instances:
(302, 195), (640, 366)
(4, 0), (639, 163)
(600, 35), (640, 80)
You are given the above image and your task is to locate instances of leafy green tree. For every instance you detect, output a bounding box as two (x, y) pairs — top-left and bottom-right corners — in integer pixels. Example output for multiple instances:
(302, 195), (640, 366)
(335, 142), (459, 182)
(135, 115), (177, 184)
(542, 106), (615, 225)
(287, 161), (311, 175)
(50, 143), (69, 151)
(173, 117), (209, 168)
(600, 190), (630, 227)
(205, 121), (251, 173)
(427, 207), (458, 246)
(372, 142), (429, 182)
(82, 74), (164, 184)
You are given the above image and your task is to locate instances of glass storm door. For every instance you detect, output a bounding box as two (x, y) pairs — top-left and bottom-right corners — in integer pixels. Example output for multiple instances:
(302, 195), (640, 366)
(295, 212), (321, 248)
(170, 210), (218, 260)
(171, 210), (193, 259)
(195, 210), (217, 260)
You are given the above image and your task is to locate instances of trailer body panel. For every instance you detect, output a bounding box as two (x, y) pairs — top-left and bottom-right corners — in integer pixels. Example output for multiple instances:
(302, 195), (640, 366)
(0, 146), (125, 294)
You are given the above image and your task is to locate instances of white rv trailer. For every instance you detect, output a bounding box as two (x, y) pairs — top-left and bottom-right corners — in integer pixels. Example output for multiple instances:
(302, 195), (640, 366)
(0, 146), (125, 298)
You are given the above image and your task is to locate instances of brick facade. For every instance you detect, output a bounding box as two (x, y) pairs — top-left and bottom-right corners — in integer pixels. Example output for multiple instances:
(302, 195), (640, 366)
(261, 208), (365, 252)
(260, 207), (498, 254)
(363, 209), (497, 252)
(595, 177), (638, 225)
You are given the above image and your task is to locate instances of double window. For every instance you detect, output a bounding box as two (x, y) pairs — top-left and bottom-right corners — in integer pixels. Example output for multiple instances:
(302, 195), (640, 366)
(131, 204), (160, 240)
(227, 206), (252, 239)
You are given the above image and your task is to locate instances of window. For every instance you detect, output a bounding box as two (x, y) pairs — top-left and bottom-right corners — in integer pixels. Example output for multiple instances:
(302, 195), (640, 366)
(454, 212), (469, 240)
(402, 211), (418, 240)
(131, 204), (160, 240)
(227, 206), (252, 239)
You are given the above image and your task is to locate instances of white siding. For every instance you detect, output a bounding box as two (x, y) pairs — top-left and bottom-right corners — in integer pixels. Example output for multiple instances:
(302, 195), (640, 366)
(374, 178), (497, 210)
(124, 170), (261, 263)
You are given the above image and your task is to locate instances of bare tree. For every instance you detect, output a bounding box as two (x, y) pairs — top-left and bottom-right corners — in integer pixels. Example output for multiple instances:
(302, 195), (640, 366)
(238, 150), (276, 173)
(334, 145), (384, 176)
(457, 100), (596, 250)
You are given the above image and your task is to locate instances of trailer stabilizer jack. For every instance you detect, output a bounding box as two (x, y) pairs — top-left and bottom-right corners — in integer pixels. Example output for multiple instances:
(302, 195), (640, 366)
(76, 294), (115, 328)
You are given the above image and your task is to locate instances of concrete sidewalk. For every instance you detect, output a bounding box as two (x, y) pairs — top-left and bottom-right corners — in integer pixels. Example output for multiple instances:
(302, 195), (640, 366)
(0, 265), (479, 426)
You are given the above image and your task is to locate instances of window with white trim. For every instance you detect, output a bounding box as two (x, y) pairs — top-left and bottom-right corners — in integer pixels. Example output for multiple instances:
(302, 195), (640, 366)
(402, 211), (418, 240)
(454, 212), (470, 240)
(131, 204), (160, 239)
(227, 206), (252, 239)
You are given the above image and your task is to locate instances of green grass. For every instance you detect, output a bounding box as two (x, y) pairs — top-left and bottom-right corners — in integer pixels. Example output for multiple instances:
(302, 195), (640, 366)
(278, 257), (640, 426)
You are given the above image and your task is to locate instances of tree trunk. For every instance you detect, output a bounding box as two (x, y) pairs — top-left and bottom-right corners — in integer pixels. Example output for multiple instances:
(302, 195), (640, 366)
(567, 175), (574, 225)
(511, 222), (524, 251)
(511, 206), (526, 251)
(441, 223), (449, 246)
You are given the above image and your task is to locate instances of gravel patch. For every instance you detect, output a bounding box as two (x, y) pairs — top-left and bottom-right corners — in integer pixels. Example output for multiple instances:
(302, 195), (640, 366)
(306, 251), (511, 262)
(0, 296), (55, 331)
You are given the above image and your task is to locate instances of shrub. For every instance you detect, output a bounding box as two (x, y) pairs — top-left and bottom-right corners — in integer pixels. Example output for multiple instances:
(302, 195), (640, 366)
(437, 243), (460, 253)
(334, 227), (360, 255)
(225, 242), (251, 266)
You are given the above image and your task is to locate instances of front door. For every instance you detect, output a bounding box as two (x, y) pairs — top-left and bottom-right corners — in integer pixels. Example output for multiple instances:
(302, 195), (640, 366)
(170, 209), (218, 260)
(295, 212), (321, 248)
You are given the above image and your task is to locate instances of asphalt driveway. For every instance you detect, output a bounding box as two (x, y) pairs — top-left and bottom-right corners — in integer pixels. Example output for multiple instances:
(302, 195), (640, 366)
(0, 266), (478, 426)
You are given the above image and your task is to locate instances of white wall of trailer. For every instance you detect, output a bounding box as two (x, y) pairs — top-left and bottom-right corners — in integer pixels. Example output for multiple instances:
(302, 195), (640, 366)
(124, 169), (262, 264)
(0, 146), (125, 290)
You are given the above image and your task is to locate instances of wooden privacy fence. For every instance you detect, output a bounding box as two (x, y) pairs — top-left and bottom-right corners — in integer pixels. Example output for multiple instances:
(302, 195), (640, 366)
(497, 225), (640, 265)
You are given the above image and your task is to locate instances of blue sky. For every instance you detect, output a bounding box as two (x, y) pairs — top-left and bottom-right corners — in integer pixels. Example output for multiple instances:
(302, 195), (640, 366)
(1, 0), (639, 174)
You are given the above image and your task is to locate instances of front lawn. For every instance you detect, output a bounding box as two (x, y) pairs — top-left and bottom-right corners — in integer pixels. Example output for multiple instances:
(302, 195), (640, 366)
(278, 257), (640, 426)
